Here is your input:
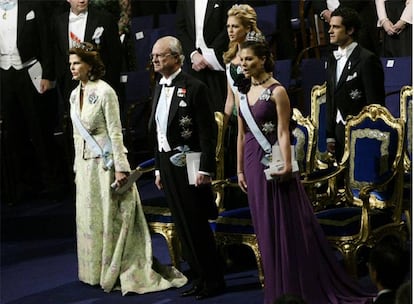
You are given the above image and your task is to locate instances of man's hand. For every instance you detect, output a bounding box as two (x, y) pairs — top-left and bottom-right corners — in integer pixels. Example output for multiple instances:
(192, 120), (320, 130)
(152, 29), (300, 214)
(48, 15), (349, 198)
(195, 173), (211, 186)
(191, 52), (210, 71)
(155, 175), (163, 190)
(321, 9), (332, 23)
(327, 142), (336, 154)
(39, 79), (52, 94)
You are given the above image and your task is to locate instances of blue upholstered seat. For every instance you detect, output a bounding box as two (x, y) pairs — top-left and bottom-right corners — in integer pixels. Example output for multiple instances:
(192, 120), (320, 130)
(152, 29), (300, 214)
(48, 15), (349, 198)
(316, 207), (393, 237)
(312, 104), (408, 277)
(213, 207), (255, 235)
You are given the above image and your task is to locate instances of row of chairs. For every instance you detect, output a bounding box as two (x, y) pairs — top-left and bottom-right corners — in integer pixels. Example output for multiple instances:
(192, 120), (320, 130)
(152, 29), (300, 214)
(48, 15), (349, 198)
(133, 84), (412, 287)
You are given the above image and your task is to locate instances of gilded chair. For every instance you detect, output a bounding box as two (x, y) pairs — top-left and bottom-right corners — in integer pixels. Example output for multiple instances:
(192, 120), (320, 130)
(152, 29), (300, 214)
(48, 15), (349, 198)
(314, 104), (407, 277)
(135, 159), (183, 269)
(399, 85), (412, 237)
(211, 180), (263, 287)
(291, 88), (339, 210)
(310, 82), (331, 166)
(292, 108), (337, 210)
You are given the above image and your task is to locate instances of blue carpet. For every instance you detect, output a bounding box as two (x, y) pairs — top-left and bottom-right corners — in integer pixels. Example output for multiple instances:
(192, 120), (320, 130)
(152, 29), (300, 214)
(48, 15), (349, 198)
(1, 190), (378, 304)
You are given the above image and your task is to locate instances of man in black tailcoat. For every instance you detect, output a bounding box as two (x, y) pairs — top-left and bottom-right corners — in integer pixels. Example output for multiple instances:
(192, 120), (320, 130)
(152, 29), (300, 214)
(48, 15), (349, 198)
(148, 35), (225, 300)
(326, 7), (384, 161)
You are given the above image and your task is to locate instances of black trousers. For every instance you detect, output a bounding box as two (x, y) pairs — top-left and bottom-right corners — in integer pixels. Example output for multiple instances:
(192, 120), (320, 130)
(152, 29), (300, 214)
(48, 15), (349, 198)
(1, 66), (60, 202)
(158, 151), (223, 288)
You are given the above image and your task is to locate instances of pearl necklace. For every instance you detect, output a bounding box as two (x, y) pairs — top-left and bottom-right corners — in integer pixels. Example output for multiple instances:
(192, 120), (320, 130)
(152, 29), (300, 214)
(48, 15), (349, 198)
(251, 75), (271, 86)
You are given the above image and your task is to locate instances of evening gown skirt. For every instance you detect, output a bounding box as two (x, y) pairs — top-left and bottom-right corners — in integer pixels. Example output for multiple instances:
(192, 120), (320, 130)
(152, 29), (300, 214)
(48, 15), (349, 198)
(241, 85), (372, 304)
(75, 158), (187, 295)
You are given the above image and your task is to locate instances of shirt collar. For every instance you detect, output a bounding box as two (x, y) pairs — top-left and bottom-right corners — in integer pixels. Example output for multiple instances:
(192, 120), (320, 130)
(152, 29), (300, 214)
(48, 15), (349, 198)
(159, 68), (181, 86)
(338, 42), (358, 58)
(69, 10), (87, 21)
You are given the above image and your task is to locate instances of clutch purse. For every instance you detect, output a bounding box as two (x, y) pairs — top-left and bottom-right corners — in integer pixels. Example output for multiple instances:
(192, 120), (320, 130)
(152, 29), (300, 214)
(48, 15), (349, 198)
(111, 168), (143, 194)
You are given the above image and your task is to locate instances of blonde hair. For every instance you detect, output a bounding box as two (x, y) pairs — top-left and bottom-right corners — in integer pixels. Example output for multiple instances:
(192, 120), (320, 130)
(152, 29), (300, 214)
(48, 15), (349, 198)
(223, 4), (262, 64)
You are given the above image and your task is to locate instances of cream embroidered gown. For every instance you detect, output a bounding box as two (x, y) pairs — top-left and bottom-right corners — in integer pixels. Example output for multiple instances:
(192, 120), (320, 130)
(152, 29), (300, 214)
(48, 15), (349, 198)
(69, 79), (187, 295)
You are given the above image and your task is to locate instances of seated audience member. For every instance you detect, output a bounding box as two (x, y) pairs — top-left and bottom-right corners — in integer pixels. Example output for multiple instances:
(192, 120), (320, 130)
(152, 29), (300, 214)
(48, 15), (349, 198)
(368, 240), (409, 304)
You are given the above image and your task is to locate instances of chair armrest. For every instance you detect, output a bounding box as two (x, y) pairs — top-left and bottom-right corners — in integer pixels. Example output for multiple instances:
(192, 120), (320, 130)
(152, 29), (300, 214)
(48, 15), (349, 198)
(136, 158), (155, 174)
(300, 165), (345, 185)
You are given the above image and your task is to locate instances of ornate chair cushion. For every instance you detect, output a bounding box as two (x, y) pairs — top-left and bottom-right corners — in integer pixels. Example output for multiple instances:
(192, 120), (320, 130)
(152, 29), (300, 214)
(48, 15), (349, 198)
(347, 117), (400, 206)
(212, 207), (255, 234)
(316, 207), (394, 237)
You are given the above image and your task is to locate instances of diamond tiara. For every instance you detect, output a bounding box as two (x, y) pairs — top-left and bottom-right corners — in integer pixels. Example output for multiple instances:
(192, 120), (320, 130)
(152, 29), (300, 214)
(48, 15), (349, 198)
(245, 31), (266, 43)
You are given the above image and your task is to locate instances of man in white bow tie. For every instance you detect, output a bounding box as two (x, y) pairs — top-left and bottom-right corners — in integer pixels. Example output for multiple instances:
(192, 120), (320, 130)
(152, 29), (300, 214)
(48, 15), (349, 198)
(51, 0), (122, 185)
(325, 7), (384, 161)
(51, 0), (121, 126)
(176, 0), (233, 113)
(148, 36), (226, 300)
(0, 0), (65, 202)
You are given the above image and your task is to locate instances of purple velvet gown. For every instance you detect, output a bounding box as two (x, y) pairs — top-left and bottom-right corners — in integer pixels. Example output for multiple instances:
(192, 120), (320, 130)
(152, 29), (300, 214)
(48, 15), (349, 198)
(240, 84), (372, 304)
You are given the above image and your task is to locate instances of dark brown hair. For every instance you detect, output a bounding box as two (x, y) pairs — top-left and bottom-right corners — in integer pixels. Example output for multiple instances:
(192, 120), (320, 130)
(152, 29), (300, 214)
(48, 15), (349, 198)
(68, 42), (105, 80)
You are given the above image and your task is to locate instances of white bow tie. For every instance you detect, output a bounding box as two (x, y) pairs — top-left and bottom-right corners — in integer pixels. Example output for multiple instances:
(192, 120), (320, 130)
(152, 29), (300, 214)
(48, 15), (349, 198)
(69, 12), (86, 22)
(333, 48), (347, 60)
(159, 78), (172, 86)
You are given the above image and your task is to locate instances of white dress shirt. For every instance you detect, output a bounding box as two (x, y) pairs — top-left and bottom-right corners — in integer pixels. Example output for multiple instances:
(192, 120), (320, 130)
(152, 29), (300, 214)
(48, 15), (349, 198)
(335, 42), (357, 124)
(0, 1), (26, 70)
(155, 68), (181, 152)
(68, 10), (88, 47)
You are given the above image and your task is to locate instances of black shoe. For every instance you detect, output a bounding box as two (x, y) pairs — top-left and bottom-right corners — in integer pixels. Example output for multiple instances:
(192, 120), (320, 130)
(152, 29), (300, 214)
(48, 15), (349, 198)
(195, 282), (226, 300)
(181, 285), (202, 297)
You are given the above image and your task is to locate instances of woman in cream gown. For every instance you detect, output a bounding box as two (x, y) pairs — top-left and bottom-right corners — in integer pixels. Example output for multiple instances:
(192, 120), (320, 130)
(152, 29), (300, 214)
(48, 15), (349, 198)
(68, 42), (187, 295)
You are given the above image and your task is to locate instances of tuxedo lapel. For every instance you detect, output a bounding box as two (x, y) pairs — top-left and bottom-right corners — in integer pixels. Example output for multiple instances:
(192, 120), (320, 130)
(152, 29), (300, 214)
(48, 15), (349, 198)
(168, 74), (186, 126)
(204, 0), (215, 26)
(336, 46), (362, 90)
(59, 12), (70, 54)
(186, 0), (195, 37)
(17, 2), (29, 37)
(150, 84), (162, 125)
(85, 9), (99, 42)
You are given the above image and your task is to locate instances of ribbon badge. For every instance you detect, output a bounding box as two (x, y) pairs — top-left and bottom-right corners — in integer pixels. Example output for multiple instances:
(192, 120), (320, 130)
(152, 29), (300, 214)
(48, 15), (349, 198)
(177, 88), (186, 98)
(170, 145), (191, 167)
(88, 90), (98, 104)
(92, 27), (104, 45)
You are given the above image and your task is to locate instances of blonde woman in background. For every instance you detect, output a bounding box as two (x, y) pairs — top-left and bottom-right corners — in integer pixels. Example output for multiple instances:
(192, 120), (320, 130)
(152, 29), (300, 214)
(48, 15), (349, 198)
(223, 4), (262, 177)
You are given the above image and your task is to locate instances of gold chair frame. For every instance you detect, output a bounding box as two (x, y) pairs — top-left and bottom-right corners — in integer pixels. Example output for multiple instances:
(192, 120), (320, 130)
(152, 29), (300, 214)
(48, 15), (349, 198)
(211, 179), (264, 287)
(317, 104), (407, 277)
(399, 85), (412, 238)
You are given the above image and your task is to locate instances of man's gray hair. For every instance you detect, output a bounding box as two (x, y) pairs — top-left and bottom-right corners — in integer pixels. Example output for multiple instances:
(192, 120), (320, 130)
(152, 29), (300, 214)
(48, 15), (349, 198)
(166, 36), (185, 66)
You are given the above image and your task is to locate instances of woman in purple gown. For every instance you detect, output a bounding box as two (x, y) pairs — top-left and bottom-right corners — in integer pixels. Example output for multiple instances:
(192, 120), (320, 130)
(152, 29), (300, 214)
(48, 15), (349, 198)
(236, 37), (373, 304)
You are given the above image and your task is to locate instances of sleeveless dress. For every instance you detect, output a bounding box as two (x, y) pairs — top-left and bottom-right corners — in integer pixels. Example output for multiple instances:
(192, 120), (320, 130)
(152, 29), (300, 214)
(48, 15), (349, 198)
(224, 62), (245, 177)
(240, 84), (372, 304)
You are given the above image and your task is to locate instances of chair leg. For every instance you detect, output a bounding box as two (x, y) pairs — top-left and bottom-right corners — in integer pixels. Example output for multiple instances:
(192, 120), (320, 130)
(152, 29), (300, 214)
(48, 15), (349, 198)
(165, 228), (181, 269)
(149, 223), (181, 270)
(245, 242), (264, 288)
(404, 209), (411, 240)
(341, 245), (358, 278)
